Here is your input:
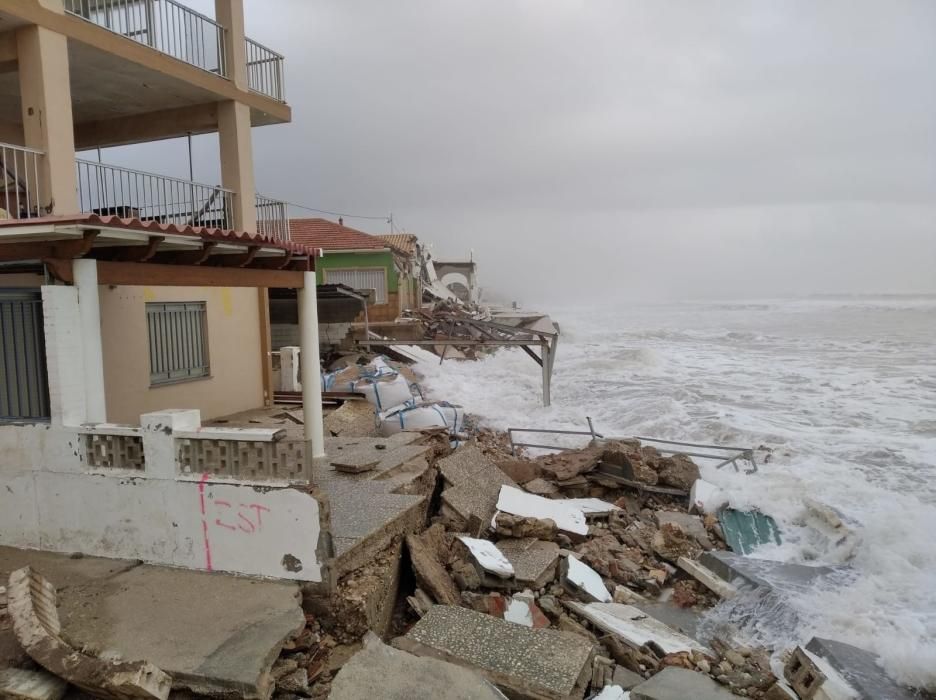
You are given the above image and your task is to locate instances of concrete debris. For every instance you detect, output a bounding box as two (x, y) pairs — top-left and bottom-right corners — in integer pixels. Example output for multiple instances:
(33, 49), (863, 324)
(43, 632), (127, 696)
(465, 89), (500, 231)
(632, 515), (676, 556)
(524, 478), (561, 497)
(801, 499), (862, 563)
(676, 557), (738, 599)
(592, 654), (615, 688)
(330, 632), (507, 700)
(612, 665), (645, 690)
(690, 479), (729, 515)
(801, 637), (921, 700)
(652, 522), (703, 563)
(536, 447), (603, 482)
(563, 555), (613, 603)
(631, 667), (737, 700)
(700, 550), (845, 594)
(565, 602), (709, 657)
(406, 526), (461, 606)
(439, 444), (518, 530)
(331, 453), (380, 473)
(497, 485), (589, 536)
(655, 511), (713, 550)
(497, 459), (542, 484)
(0, 668), (67, 700)
(763, 681), (799, 700)
(785, 645), (858, 700)
(7, 567), (172, 700)
(493, 513), (559, 540)
(457, 536), (515, 578)
(394, 605), (595, 700)
(490, 538), (560, 590)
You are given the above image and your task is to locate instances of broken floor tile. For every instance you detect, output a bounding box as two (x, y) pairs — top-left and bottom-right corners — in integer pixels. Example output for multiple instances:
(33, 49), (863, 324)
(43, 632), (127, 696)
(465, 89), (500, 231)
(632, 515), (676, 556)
(439, 444), (517, 529)
(718, 509), (781, 555)
(497, 485), (589, 536)
(331, 632), (506, 700)
(491, 538), (560, 590)
(565, 602), (709, 656)
(631, 667), (736, 700)
(0, 668), (67, 700)
(394, 605), (594, 700)
(564, 555), (612, 603)
(458, 536), (514, 578)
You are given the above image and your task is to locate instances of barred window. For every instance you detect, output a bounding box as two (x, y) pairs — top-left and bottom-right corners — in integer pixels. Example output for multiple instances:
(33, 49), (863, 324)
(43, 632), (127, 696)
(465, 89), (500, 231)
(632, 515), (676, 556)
(146, 302), (210, 385)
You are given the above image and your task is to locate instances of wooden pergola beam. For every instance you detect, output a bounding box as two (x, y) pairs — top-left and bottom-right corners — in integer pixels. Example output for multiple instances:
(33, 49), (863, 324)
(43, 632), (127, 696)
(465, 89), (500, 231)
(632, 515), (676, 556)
(44, 259), (306, 289)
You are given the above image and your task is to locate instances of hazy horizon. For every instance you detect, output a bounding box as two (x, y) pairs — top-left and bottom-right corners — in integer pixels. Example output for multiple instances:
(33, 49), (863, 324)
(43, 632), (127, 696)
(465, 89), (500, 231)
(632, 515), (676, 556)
(100, 0), (936, 304)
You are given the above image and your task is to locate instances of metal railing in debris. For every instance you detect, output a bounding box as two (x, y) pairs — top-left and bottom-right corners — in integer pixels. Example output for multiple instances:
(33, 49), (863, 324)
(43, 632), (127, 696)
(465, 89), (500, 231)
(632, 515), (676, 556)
(256, 193), (289, 241)
(507, 418), (758, 473)
(1, 142), (45, 220)
(246, 37), (286, 102)
(64, 0), (227, 77)
(76, 159), (234, 228)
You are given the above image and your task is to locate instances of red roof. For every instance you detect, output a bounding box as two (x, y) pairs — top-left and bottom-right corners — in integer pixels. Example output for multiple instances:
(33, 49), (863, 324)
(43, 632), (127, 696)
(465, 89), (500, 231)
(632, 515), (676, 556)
(289, 218), (388, 251)
(0, 213), (321, 257)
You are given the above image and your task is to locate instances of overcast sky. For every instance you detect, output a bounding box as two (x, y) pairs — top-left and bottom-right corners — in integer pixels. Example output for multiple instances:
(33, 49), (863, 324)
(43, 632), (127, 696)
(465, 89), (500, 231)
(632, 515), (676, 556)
(107, 0), (936, 303)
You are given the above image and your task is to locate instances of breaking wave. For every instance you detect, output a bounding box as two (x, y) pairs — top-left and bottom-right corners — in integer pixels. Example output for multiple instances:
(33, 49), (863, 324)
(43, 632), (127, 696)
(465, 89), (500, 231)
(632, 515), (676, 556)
(414, 296), (936, 690)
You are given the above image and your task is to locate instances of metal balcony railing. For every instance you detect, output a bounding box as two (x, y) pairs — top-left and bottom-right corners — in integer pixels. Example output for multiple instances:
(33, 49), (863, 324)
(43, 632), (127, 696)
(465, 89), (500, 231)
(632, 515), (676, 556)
(1, 143), (46, 220)
(64, 0), (227, 77)
(246, 37), (286, 102)
(256, 194), (289, 241)
(76, 159), (234, 228)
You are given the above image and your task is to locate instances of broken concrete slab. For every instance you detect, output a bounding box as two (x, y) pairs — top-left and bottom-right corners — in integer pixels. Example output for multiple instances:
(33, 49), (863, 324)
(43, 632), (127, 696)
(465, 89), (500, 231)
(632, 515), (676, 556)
(803, 637), (922, 700)
(406, 528), (461, 606)
(655, 511), (713, 550)
(612, 664), (644, 690)
(458, 536), (515, 578)
(700, 550), (846, 594)
(8, 567), (172, 700)
(497, 485), (589, 536)
(323, 400), (378, 438)
(332, 453), (380, 473)
(563, 555), (612, 603)
(0, 668), (67, 700)
(439, 444), (518, 530)
(394, 605), (595, 700)
(331, 632), (506, 700)
(47, 561), (304, 699)
(565, 602), (709, 656)
(490, 538), (560, 590)
(631, 667), (736, 700)
(718, 509), (781, 555)
(677, 557), (737, 599)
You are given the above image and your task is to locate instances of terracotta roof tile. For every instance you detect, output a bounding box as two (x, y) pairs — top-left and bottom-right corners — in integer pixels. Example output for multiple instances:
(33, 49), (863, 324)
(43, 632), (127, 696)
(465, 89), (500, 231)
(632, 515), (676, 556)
(289, 218), (387, 251)
(378, 233), (418, 256)
(0, 213), (320, 257)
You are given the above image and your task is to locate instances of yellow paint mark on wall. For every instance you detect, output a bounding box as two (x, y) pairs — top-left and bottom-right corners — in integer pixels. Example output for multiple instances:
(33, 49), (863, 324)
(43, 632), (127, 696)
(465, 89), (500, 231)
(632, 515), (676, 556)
(143, 287), (156, 302)
(220, 287), (233, 316)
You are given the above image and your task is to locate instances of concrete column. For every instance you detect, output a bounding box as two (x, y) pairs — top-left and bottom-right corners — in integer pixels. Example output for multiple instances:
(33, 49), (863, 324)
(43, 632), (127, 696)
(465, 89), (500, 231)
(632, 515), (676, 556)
(299, 272), (325, 459)
(16, 24), (79, 215)
(73, 260), (107, 423)
(215, 0), (248, 90)
(218, 101), (257, 233)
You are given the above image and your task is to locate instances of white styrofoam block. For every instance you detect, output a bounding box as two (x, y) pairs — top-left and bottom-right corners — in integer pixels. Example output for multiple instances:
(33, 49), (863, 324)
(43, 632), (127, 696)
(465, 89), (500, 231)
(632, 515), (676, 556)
(496, 485), (589, 536)
(457, 536), (515, 578)
(566, 553), (612, 602)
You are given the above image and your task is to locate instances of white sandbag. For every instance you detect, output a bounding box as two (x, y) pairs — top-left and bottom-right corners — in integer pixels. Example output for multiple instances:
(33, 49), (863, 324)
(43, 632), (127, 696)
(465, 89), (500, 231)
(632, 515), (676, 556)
(378, 401), (465, 437)
(354, 373), (416, 410)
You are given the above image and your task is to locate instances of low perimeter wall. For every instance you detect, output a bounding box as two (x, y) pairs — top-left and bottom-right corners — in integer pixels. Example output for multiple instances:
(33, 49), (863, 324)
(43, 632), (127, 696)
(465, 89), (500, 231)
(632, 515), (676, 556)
(0, 409), (325, 583)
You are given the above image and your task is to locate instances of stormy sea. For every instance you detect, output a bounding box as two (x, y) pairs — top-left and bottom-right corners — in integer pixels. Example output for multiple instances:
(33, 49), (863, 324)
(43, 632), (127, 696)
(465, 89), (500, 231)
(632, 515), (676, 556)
(414, 296), (936, 690)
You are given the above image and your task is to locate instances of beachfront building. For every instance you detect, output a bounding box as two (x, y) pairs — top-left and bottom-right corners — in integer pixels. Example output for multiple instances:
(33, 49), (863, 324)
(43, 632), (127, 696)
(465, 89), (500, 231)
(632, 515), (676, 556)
(378, 232), (424, 314)
(289, 217), (408, 322)
(0, 0), (331, 586)
(434, 257), (480, 304)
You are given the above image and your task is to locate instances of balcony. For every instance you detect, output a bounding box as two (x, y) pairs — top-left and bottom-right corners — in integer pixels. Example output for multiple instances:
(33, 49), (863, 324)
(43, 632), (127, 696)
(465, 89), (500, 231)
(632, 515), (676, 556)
(1, 143), (289, 240)
(62, 0), (286, 102)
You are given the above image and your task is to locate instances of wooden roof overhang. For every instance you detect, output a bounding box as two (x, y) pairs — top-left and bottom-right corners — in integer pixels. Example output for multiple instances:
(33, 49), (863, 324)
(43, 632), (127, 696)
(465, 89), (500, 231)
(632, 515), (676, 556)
(0, 215), (321, 288)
